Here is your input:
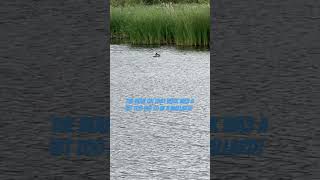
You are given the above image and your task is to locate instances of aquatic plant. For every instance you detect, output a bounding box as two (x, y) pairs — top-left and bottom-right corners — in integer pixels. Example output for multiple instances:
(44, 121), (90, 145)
(111, 4), (210, 46)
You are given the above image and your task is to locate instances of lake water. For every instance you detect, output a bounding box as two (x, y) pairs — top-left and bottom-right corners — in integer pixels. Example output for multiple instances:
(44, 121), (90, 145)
(110, 44), (210, 179)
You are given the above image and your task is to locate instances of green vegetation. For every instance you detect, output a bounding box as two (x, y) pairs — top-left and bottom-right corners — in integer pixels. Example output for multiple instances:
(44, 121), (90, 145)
(111, 0), (209, 7)
(111, 3), (210, 46)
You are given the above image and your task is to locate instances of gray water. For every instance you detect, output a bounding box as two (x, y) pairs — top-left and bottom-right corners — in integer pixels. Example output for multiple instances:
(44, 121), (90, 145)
(111, 44), (210, 180)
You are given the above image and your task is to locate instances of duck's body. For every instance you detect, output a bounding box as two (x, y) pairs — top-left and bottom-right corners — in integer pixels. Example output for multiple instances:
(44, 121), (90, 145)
(153, 53), (160, 57)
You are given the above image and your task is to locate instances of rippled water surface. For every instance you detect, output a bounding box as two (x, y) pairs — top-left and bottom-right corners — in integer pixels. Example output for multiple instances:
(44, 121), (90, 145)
(111, 44), (210, 180)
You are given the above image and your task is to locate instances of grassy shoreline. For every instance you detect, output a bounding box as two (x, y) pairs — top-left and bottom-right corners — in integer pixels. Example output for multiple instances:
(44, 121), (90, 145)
(111, 4), (210, 47)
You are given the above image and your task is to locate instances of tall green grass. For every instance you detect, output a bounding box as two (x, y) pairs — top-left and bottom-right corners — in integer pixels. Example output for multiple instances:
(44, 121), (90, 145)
(111, 0), (209, 7)
(111, 4), (210, 46)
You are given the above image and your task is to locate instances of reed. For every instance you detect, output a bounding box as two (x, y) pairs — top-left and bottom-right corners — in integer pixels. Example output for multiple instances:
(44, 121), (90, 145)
(111, 4), (210, 46)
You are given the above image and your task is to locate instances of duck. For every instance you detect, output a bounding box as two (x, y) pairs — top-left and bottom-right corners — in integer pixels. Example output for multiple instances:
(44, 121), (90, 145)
(153, 53), (160, 57)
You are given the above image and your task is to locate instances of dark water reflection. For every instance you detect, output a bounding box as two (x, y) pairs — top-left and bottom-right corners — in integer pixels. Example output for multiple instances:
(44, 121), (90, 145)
(111, 42), (210, 52)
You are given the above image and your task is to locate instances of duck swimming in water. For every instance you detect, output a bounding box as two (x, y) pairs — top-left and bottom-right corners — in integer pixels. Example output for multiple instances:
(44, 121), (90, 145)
(153, 53), (160, 57)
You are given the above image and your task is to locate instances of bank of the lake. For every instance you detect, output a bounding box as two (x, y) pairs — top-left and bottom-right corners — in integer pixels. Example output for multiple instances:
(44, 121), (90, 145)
(111, 4), (210, 46)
